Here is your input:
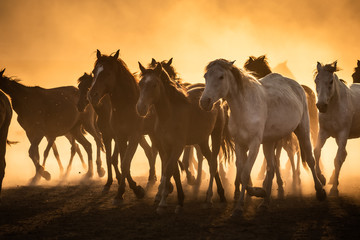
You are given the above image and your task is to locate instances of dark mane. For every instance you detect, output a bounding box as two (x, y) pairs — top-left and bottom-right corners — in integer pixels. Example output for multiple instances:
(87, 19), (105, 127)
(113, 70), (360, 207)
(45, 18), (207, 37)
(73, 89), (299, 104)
(77, 72), (92, 84)
(323, 63), (341, 73)
(95, 55), (139, 101)
(206, 59), (244, 90)
(243, 55), (272, 78)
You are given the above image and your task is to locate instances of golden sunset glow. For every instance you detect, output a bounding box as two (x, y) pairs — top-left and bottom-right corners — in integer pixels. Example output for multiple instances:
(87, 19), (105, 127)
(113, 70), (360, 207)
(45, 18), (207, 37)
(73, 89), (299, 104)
(1, 0), (360, 198)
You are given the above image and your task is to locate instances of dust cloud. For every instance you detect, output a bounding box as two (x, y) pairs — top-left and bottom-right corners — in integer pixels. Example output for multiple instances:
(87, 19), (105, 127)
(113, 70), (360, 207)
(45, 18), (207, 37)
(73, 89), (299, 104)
(1, 0), (360, 197)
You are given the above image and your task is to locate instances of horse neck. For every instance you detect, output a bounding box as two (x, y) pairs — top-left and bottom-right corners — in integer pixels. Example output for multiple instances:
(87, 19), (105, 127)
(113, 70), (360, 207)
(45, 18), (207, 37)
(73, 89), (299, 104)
(0, 80), (30, 113)
(153, 83), (173, 123)
(329, 76), (346, 110)
(109, 69), (139, 109)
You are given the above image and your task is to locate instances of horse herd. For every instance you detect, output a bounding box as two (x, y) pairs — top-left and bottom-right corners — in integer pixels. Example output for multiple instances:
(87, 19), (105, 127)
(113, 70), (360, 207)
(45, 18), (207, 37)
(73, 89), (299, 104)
(0, 51), (360, 217)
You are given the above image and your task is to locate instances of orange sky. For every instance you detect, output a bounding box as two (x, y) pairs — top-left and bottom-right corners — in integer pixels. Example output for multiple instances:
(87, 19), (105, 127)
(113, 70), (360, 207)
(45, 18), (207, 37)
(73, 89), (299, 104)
(1, 0), (360, 191)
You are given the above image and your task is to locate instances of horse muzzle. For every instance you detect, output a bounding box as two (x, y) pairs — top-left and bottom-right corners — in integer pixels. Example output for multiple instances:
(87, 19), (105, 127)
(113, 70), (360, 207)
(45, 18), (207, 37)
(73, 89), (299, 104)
(316, 102), (328, 113)
(136, 102), (148, 117)
(199, 97), (214, 111)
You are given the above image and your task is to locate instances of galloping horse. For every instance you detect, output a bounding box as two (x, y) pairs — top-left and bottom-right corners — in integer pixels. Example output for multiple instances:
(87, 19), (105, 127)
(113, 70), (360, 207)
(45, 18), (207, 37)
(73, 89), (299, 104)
(137, 62), (233, 214)
(200, 59), (326, 216)
(0, 80), (12, 198)
(77, 72), (157, 192)
(0, 69), (98, 184)
(352, 60), (360, 83)
(244, 55), (321, 188)
(88, 50), (146, 202)
(314, 61), (360, 196)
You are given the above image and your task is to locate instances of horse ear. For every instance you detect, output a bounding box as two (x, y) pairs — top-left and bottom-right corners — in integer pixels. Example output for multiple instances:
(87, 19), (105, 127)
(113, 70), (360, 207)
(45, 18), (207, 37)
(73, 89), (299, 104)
(230, 60), (236, 65)
(332, 61), (337, 70)
(0, 68), (5, 76)
(249, 56), (254, 62)
(357, 60), (360, 67)
(167, 58), (173, 66)
(317, 62), (322, 72)
(138, 62), (146, 74)
(97, 49), (102, 59)
(151, 58), (157, 66)
(259, 55), (266, 61)
(113, 50), (120, 59)
(154, 63), (162, 75)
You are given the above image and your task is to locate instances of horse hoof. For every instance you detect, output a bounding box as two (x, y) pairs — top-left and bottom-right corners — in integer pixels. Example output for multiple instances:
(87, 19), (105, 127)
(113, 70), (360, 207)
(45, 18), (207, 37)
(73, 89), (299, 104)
(318, 174), (326, 186)
(113, 197), (124, 205)
(146, 181), (156, 191)
(329, 188), (339, 197)
(134, 186), (145, 199)
(98, 168), (106, 178)
(247, 187), (266, 198)
(278, 188), (285, 199)
(175, 205), (183, 214)
(316, 188), (327, 201)
(168, 182), (174, 194)
(148, 175), (157, 183)
(42, 171), (51, 181)
(156, 206), (167, 215)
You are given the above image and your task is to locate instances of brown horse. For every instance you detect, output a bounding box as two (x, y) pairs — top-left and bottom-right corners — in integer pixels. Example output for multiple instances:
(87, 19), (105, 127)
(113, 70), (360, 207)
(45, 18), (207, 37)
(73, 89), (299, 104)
(352, 60), (360, 83)
(244, 55), (322, 190)
(88, 50), (146, 202)
(77, 72), (157, 192)
(0, 77), (12, 198)
(0, 69), (100, 184)
(137, 62), (233, 214)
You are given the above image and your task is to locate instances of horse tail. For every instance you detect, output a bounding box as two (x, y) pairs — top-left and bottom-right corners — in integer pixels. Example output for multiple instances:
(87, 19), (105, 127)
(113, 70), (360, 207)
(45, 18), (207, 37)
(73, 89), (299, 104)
(301, 85), (319, 146)
(6, 140), (18, 146)
(220, 102), (235, 164)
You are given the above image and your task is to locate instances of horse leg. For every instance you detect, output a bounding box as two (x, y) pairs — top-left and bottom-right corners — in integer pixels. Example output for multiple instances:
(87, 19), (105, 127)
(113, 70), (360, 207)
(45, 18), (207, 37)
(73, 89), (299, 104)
(194, 144), (205, 185)
(28, 135), (51, 184)
(70, 127), (93, 178)
(274, 141), (284, 199)
(199, 142), (216, 206)
(41, 137), (54, 170)
(102, 136), (113, 193)
(63, 134), (76, 176)
(51, 142), (64, 176)
(157, 145), (184, 215)
(294, 120), (326, 201)
(139, 135), (157, 184)
(329, 134), (348, 196)
(257, 158), (267, 180)
(314, 129), (330, 186)
(173, 160), (185, 214)
(0, 128), (7, 197)
(260, 142), (276, 209)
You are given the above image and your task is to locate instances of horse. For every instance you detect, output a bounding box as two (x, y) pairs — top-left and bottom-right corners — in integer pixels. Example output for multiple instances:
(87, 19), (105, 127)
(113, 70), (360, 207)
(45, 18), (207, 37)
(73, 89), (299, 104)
(200, 59), (326, 216)
(88, 50), (147, 202)
(77, 72), (157, 192)
(244, 55), (321, 188)
(314, 61), (360, 196)
(352, 60), (360, 83)
(137, 62), (233, 214)
(149, 58), (207, 186)
(0, 86), (12, 199)
(0, 68), (100, 184)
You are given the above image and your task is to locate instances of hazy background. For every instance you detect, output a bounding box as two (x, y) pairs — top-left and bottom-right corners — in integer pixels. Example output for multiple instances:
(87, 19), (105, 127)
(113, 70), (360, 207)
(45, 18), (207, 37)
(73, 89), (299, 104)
(1, 0), (360, 196)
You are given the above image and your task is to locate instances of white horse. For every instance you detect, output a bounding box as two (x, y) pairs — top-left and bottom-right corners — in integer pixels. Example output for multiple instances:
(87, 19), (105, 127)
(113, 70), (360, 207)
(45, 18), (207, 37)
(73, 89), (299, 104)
(314, 61), (360, 196)
(200, 59), (326, 216)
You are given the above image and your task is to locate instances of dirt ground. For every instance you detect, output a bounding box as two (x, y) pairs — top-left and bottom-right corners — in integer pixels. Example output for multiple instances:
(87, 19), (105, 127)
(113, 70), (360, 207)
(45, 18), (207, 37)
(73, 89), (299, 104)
(1, 176), (360, 240)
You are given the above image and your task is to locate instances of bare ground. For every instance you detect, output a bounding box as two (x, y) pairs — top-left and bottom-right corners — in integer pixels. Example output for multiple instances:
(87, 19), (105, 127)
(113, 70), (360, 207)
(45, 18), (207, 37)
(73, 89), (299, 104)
(1, 177), (360, 240)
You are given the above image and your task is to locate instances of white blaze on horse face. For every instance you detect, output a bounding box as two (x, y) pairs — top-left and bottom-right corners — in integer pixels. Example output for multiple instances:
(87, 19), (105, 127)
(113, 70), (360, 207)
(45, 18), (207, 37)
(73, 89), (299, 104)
(91, 64), (104, 89)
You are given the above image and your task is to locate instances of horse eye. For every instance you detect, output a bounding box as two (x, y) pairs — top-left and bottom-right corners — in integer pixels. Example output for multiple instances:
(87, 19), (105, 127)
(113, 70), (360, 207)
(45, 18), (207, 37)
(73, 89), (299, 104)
(219, 75), (224, 80)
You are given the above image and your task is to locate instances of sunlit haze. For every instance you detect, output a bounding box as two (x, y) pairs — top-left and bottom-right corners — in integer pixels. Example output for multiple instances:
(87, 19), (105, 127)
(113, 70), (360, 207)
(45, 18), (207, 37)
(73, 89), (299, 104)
(1, 0), (360, 197)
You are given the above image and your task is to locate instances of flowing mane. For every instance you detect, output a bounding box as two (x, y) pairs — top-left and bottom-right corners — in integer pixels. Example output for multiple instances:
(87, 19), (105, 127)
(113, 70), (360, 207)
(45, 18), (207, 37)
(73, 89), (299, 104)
(315, 62), (347, 84)
(206, 59), (258, 91)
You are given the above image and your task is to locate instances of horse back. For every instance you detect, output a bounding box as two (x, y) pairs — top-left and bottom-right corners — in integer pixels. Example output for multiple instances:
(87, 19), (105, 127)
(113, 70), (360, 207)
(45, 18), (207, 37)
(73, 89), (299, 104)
(348, 84), (360, 138)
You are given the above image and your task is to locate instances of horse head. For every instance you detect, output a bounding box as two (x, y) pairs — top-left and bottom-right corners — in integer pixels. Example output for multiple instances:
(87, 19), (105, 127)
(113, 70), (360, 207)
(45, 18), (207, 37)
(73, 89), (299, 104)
(314, 61), (339, 113)
(77, 72), (93, 112)
(352, 60), (360, 84)
(244, 55), (271, 79)
(136, 62), (163, 117)
(88, 49), (120, 106)
(200, 59), (236, 111)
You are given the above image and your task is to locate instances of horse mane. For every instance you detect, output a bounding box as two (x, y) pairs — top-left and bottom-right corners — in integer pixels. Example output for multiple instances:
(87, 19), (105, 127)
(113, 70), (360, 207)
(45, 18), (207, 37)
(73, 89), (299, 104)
(95, 54), (139, 101)
(206, 59), (257, 91)
(243, 55), (272, 78)
(77, 73), (92, 84)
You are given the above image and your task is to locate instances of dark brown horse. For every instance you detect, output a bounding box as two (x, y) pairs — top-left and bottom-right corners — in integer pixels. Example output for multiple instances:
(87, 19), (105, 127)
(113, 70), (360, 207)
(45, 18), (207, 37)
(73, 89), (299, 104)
(244, 55), (321, 191)
(77, 72), (157, 192)
(137, 62), (233, 214)
(0, 69), (99, 184)
(352, 60), (360, 83)
(88, 50), (146, 202)
(0, 73), (12, 197)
